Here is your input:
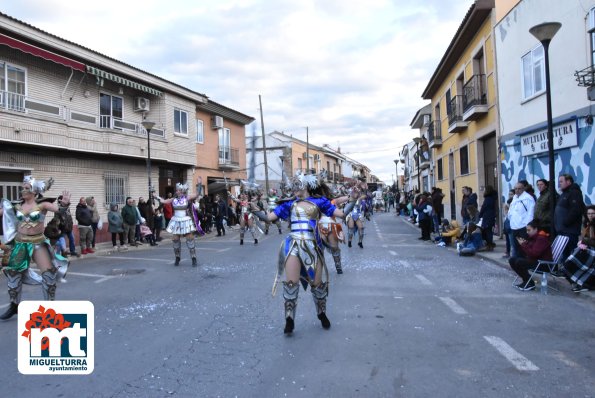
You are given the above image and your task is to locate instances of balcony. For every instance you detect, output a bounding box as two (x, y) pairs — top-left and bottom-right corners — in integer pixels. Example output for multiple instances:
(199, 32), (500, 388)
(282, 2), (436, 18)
(575, 65), (595, 87)
(447, 95), (468, 133)
(419, 151), (431, 170)
(218, 146), (240, 169)
(428, 120), (442, 148)
(462, 74), (488, 121)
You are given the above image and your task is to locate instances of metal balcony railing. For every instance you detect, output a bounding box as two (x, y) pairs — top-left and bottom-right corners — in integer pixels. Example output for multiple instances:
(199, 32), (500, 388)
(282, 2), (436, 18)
(447, 95), (465, 125)
(428, 120), (442, 143)
(462, 74), (487, 111)
(218, 146), (240, 166)
(575, 65), (595, 87)
(0, 90), (26, 112)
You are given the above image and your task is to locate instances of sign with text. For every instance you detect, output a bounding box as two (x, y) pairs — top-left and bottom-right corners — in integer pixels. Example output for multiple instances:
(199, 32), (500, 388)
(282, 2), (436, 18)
(520, 120), (578, 156)
(18, 301), (94, 375)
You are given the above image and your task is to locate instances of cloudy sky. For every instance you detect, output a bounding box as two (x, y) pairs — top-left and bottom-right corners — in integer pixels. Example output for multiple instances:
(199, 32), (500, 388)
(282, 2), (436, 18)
(3, 0), (472, 183)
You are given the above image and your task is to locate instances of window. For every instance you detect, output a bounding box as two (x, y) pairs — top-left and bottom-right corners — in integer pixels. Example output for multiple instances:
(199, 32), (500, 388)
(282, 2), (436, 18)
(218, 128), (231, 163)
(459, 145), (469, 175)
(437, 158), (443, 180)
(0, 61), (26, 111)
(174, 108), (188, 134)
(521, 45), (545, 99)
(196, 119), (204, 143)
(297, 158), (303, 171)
(104, 171), (129, 206)
(99, 93), (123, 129)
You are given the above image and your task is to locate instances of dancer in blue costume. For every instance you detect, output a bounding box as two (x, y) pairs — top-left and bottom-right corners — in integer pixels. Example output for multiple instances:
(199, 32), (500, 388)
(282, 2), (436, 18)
(0, 175), (69, 320)
(259, 172), (345, 335)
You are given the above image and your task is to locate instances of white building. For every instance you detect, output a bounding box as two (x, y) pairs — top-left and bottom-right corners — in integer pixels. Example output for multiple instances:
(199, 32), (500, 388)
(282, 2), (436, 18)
(495, 0), (595, 204)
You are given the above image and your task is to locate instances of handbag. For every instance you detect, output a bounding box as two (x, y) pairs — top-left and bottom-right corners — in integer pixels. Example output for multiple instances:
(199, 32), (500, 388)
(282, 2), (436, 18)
(97, 218), (104, 230)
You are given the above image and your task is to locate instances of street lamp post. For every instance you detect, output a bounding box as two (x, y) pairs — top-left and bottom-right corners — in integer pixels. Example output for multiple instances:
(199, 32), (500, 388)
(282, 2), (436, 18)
(530, 21), (561, 231)
(142, 120), (156, 204)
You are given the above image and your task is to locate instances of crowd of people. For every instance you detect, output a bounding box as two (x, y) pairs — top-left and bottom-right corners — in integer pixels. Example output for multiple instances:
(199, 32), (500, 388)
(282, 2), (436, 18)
(0, 172), (593, 329)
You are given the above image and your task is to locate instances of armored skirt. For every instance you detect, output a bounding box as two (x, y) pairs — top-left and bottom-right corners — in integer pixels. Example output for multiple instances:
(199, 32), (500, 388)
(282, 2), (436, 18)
(166, 209), (196, 235)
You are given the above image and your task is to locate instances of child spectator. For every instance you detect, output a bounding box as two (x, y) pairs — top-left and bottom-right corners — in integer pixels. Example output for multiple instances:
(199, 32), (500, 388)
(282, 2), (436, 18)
(108, 202), (126, 251)
(435, 219), (461, 246)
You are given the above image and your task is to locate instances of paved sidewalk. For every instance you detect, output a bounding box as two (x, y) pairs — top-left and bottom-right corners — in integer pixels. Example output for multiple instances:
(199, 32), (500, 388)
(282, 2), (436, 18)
(397, 214), (595, 301)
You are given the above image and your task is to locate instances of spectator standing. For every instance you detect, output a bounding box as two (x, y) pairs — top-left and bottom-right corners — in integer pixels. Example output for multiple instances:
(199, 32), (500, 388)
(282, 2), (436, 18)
(461, 186), (478, 225)
(431, 187), (445, 233)
(138, 196), (155, 236)
(554, 174), (585, 260)
(56, 195), (78, 257)
(508, 220), (552, 291)
(108, 202), (126, 251)
(534, 179), (554, 233)
(133, 199), (144, 244)
(75, 196), (94, 254)
(478, 185), (497, 250)
(502, 189), (515, 258)
(214, 194), (228, 236)
(508, 182), (535, 258)
(154, 208), (164, 242)
(162, 192), (173, 227)
(121, 197), (138, 247)
(87, 196), (100, 248)
(416, 194), (433, 241)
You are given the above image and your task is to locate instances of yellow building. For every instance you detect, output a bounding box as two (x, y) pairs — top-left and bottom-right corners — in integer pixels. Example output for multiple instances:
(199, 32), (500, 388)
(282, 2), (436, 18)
(421, 0), (499, 222)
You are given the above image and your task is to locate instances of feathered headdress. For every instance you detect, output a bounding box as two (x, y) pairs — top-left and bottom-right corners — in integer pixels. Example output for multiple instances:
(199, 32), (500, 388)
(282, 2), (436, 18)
(287, 171), (319, 192)
(23, 175), (54, 195)
(175, 182), (189, 193)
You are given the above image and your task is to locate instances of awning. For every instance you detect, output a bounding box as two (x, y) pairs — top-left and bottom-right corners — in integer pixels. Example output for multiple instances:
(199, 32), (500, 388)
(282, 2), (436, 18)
(0, 33), (85, 72)
(86, 65), (162, 97)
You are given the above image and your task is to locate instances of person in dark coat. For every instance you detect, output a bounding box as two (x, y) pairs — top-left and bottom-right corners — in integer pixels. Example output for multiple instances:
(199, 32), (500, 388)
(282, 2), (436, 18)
(431, 187), (445, 233)
(478, 185), (497, 250)
(108, 202), (126, 250)
(415, 194), (433, 241)
(554, 174), (585, 259)
(214, 194), (229, 236)
(138, 196), (155, 232)
(509, 220), (552, 291)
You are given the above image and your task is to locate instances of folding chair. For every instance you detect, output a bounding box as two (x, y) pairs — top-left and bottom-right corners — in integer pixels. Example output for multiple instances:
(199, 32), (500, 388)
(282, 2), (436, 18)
(525, 235), (569, 295)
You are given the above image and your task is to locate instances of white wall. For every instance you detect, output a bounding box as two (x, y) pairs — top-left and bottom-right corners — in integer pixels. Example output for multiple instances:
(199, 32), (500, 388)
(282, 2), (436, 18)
(494, 0), (595, 136)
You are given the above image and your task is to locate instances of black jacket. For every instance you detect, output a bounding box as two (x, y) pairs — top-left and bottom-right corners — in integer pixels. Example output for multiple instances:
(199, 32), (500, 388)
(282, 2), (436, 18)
(554, 183), (584, 236)
(478, 192), (497, 228)
(75, 203), (93, 226)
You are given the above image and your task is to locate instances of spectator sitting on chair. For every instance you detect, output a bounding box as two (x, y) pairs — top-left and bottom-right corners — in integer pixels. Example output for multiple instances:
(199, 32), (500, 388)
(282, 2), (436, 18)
(561, 205), (595, 292)
(508, 219), (552, 292)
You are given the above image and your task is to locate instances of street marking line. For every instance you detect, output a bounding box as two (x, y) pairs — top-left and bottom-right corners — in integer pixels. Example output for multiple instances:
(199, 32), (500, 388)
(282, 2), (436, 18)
(94, 276), (116, 284)
(552, 351), (580, 368)
(67, 271), (116, 278)
(438, 297), (468, 315)
(217, 248), (231, 253)
(389, 250), (397, 256)
(484, 336), (539, 371)
(415, 274), (432, 285)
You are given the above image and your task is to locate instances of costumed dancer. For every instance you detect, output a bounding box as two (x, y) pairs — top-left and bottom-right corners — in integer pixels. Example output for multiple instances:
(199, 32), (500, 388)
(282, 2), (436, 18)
(156, 183), (203, 267)
(319, 189), (349, 274)
(258, 172), (345, 335)
(264, 189), (283, 235)
(230, 187), (261, 245)
(345, 186), (367, 248)
(0, 176), (69, 320)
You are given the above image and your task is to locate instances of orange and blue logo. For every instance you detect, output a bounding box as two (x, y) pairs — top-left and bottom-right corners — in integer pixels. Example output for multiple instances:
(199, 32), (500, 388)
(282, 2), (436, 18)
(18, 301), (94, 375)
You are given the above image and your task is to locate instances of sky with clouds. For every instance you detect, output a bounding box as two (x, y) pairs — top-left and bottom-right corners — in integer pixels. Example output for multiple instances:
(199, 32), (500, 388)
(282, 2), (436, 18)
(3, 0), (472, 184)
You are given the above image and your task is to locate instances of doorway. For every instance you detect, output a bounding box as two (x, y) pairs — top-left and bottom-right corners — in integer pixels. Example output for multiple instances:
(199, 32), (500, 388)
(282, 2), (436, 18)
(449, 153), (456, 220)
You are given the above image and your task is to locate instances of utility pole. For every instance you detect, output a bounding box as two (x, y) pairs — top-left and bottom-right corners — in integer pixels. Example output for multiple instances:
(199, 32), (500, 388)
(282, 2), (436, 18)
(306, 126), (309, 173)
(259, 95), (269, 193)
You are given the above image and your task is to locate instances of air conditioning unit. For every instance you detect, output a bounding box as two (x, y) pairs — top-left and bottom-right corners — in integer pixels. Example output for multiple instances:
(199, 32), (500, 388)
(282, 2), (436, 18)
(313, 154), (320, 161)
(211, 115), (223, 129)
(134, 97), (150, 112)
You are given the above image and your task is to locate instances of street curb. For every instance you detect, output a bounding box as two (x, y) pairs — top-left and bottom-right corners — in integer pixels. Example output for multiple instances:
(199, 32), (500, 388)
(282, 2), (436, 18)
(395, 215), (595, 302)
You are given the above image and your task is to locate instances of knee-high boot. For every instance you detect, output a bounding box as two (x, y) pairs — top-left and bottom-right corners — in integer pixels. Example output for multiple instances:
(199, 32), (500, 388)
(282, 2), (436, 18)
(311, 282), (331, 329)
(250, 226), (258, 244)
(239, 226), (245, 245)
(358, 227), (365, 248)
(331, 248), (343, 274)
(348, 228), (355, 247)
(173, 239), (182, 266)
(0, 270), (23, 319)
(283, 281), (299, 334)
(186, 237), (197, 267)
(41, 269), (57, 301)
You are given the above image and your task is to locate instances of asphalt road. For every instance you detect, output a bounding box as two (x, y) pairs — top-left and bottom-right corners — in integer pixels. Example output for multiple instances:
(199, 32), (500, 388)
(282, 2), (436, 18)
(1, 212), (594, 397)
